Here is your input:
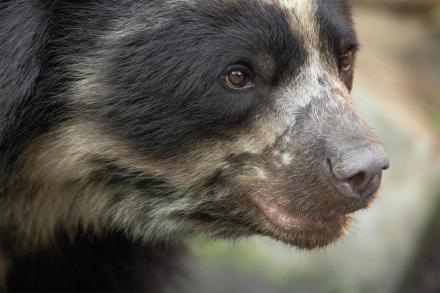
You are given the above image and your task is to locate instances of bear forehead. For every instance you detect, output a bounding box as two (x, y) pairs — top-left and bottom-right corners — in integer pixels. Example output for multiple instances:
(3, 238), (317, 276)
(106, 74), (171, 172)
(165, 0), (354, 40)
(158, 0), (355, 76)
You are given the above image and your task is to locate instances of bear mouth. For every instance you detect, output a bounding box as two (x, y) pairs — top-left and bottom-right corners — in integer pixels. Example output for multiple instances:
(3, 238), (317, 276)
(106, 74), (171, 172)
(250, 194), (353, 249)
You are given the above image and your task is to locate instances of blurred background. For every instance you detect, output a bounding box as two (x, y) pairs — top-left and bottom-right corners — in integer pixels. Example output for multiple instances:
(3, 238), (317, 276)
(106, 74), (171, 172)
(179, 1), (440, 292)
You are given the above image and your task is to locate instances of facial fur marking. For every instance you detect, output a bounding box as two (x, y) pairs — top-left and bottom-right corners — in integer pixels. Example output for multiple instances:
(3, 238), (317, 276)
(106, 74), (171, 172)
(5, 114), (286, 248)
(253, 167), (267, 180)
(275, 52), (351, 131)
(281, 153), (293, 165)
(263, 0), (318, 49)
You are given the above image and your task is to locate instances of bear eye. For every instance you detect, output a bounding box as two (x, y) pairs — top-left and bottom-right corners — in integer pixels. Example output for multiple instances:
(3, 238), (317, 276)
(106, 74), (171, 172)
(224, 66), (254, 90)
(339, 50), (354, 72)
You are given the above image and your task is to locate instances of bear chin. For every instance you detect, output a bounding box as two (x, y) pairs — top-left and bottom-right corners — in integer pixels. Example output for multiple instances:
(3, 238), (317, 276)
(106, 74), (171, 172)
(248, 194), (354, 249)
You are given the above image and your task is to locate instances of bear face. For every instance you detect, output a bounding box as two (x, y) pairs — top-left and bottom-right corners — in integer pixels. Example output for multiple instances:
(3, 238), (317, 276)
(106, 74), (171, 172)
(1, 0), (388, 258)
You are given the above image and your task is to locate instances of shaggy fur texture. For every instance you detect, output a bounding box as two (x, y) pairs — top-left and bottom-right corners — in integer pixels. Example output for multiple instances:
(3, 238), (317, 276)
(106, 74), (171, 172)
(0, 0), (386, 291)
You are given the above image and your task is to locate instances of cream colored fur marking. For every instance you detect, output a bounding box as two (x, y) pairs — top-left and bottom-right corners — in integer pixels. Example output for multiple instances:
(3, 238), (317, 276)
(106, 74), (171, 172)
(261, 0), (318, 49)
(4, 113), (283, 249)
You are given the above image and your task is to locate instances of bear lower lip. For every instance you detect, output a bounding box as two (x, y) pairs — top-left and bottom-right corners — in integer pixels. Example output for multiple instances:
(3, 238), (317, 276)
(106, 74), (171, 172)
(251, 195), (305, 230)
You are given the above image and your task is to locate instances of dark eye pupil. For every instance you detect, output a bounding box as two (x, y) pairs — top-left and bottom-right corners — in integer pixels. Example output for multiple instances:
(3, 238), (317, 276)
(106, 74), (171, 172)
(228, 70), (245, 85)
(341, 51), (353, 71)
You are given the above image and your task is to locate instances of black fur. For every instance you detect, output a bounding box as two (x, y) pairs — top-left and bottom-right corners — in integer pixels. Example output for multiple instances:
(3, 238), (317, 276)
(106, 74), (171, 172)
(6, 232), (183, 292)
(0, 1), (69, 192)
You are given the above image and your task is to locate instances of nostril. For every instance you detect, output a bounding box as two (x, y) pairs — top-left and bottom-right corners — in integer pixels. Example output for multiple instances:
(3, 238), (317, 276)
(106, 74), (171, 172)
(329, 168), (383, 200)
(347, 171), (367, 191)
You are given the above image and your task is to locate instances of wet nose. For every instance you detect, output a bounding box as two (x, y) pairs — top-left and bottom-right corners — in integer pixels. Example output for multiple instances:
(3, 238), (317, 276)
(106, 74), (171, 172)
(328, 141), (389, 200)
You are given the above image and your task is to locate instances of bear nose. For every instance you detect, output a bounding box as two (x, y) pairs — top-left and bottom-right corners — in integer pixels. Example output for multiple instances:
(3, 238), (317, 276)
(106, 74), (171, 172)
(328, 141), (389, 200)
